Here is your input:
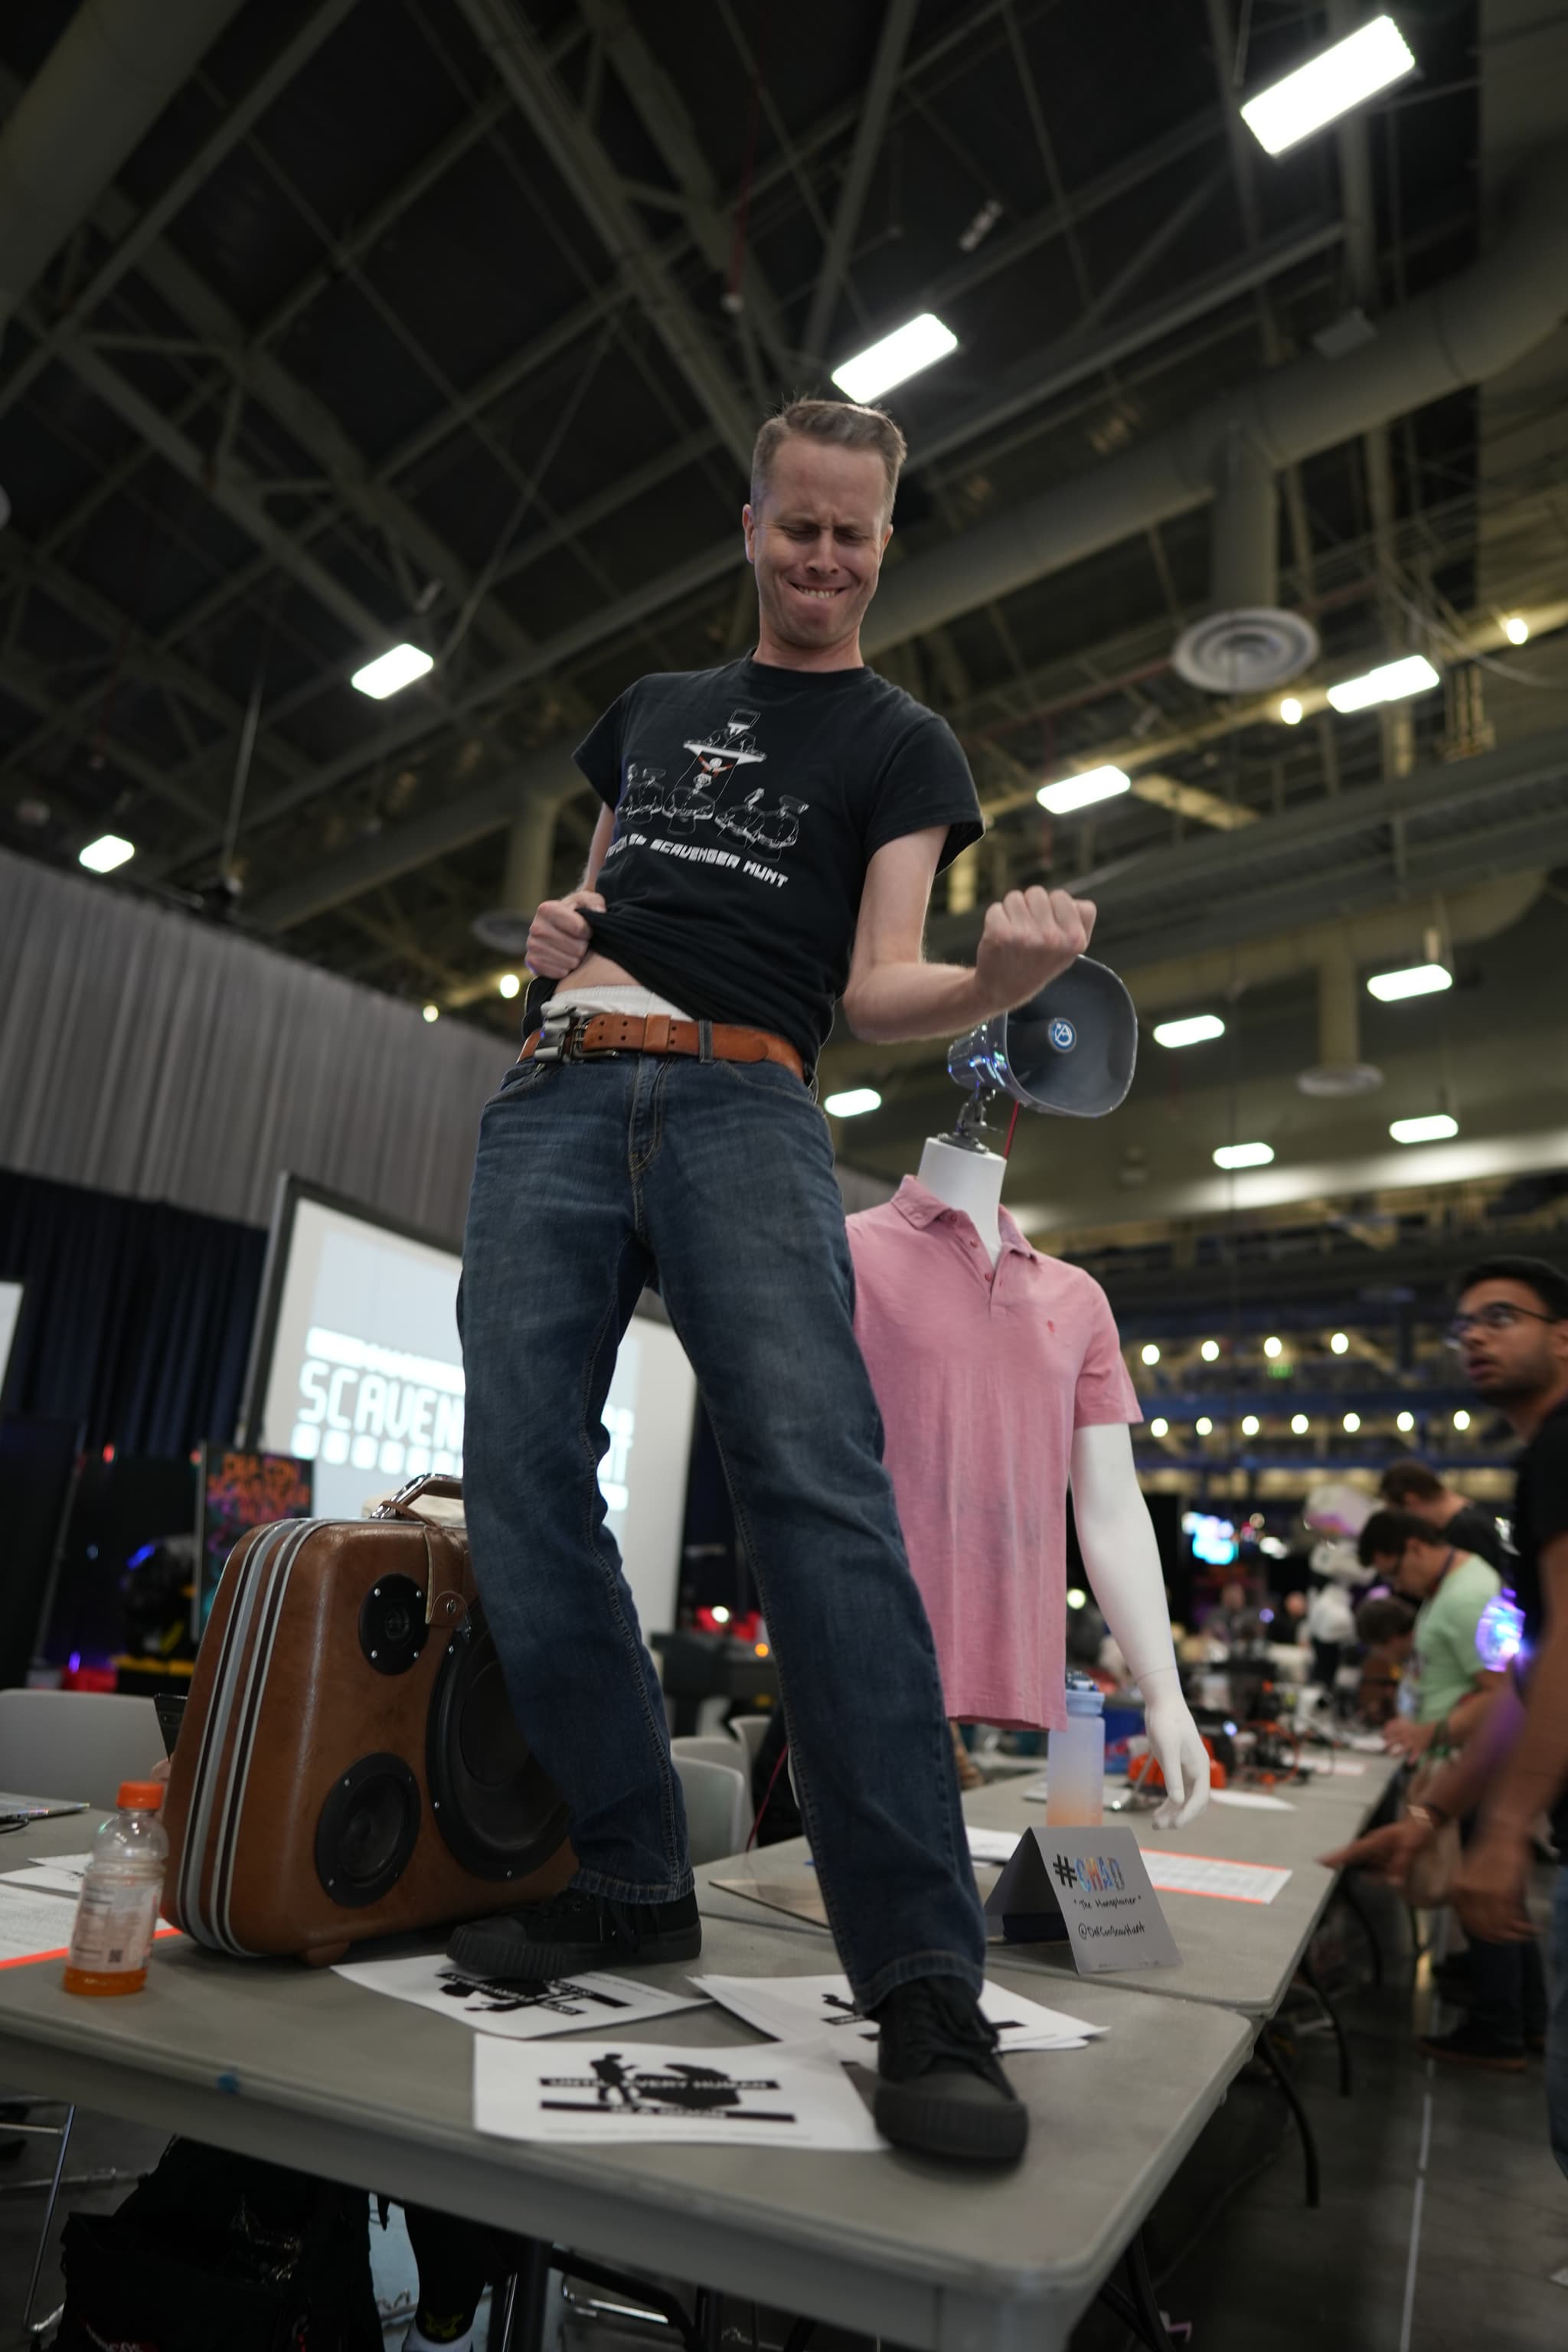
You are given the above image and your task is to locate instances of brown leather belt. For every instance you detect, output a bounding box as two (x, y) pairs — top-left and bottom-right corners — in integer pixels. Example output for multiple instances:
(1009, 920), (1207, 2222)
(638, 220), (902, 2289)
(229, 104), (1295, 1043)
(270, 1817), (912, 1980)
(520, 1011), (804, 1083)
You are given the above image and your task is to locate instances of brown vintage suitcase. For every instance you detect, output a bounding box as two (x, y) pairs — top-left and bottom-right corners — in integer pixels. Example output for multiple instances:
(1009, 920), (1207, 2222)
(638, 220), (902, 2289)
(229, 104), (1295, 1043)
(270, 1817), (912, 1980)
(162, 1475), (574, 1962)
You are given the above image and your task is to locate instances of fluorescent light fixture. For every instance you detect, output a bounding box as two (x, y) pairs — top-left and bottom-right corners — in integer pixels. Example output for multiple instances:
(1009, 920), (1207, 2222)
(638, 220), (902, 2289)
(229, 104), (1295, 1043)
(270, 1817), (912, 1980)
(1279, 696), (1304, 725)
(1155, 1012), (1226, 1049)
(1141, 1343), (1161, 1366)
(831, 312), (957, 403)
(1242, 1414), (1260, 1437)
(1263, 1335), (1283, 1359)
(1291, 1413), (1310, 1435)
(498, 972), (521, 1000)
(1367, 961), (1452, 1002)
(824, 1086), (882, 1119)
(421, 1003), (439, 1023)
(1330, 1331), (1350, 1354)
(1037, 764), (1131, 816)
(351, 642), (434, 700)
(1343, 1412), (1361, 1432)
(1396, 1410), (1416, 1433)
(1196, 1416), (1214, 1436)
(1503, 615), (1530, 645)
(1149, 1417), (1169, 1438)
(1241, 15), (1416, 155)
(1214, 1140), (1275, 1170)
(1200, 1339), (1220, 1362)
(78, 832), (134, 874)
(1326, 652), (1439, 713)
(1390, 1112), (1458, 1145)
(1453, 1408), (1471, 1432)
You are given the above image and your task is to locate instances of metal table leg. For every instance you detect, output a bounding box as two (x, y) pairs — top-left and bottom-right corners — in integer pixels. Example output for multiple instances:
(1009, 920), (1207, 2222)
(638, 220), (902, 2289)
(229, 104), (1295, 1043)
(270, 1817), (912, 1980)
(1256, 2029), (1321, 2208)
(1299, 1954), (1353, 2098)
(20, 2102), (74, 2341)
(491, 2236), (551, 2352)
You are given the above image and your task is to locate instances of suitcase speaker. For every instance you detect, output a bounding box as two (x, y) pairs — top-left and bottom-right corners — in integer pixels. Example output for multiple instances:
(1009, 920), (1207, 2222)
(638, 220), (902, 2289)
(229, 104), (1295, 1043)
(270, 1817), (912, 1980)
(162, 1476), (575, 1962)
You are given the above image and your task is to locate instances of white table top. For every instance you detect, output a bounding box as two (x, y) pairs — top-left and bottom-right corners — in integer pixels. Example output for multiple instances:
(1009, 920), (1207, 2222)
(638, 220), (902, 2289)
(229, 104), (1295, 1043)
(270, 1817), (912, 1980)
(0, 1811), (1249, 2352)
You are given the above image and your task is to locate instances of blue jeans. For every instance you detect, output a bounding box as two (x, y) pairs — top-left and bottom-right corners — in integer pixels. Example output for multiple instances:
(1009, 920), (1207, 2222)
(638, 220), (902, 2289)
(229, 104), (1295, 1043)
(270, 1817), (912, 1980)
(1550, 1866), (1568, 2182)
(459, 1047), (986, 2010)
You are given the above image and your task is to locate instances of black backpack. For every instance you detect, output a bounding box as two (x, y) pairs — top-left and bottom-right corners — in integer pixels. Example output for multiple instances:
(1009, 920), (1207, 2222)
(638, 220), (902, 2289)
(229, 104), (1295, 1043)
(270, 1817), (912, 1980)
(56, 2137), (382, 2352)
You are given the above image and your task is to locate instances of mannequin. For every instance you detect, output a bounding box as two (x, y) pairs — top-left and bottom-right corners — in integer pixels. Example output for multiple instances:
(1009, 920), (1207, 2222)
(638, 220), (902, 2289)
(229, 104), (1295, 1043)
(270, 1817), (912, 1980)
(858, 1125), (1211, 1829)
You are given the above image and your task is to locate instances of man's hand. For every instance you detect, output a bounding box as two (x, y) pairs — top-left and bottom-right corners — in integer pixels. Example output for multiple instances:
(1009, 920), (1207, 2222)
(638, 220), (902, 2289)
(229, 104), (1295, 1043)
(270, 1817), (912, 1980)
(1318, 1815), (1434, 1887)
(973, 887), (1096, 1014)
(1453, 1824), (1536, 1943)
(1383, 1717), (1436, 1759)
(525, 889), (606, 980)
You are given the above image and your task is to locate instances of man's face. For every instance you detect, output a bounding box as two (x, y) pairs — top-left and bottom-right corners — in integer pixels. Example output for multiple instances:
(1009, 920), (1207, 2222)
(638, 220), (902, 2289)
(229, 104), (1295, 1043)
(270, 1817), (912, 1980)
(1391, 1540), (1445, 1600)
(743, 439), (892, 656)
(1455, 1278), (1568, 1405)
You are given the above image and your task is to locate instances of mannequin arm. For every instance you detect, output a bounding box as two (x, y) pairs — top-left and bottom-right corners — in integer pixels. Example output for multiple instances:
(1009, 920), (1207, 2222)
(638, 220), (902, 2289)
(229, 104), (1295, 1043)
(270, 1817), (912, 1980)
(1069, 1422), (1212, 1827)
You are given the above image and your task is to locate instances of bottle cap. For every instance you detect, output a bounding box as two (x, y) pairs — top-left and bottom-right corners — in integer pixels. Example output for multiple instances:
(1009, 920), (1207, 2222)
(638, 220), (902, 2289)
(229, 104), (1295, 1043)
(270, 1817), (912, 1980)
(1063, 1673), (1106, 1716)
(116, 1780), (165, 1810)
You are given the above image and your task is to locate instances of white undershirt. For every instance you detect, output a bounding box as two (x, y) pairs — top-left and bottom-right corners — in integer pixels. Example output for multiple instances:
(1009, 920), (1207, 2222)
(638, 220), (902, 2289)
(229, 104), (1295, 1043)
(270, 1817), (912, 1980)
(543, 982), (694, 1022)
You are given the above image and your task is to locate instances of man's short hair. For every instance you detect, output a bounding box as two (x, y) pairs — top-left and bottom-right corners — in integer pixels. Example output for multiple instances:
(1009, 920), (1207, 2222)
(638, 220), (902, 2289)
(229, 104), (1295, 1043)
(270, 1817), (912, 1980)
(1356, 1595), (1417, 1647)
(1456, 1253), (1568, 1321)
(750, 399), (908, 520)
(1380, 1459), (1444, 1505)
(1357, 1508), (1437, 1568)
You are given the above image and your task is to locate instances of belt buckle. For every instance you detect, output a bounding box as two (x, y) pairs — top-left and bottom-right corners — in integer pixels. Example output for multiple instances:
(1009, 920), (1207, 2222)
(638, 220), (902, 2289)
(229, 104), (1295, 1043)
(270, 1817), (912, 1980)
(532, 1009), (574, 1064)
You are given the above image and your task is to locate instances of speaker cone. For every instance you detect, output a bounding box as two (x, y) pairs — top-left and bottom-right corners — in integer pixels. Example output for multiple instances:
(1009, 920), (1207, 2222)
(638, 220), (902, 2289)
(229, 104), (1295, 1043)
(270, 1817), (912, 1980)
(315, 1753), (420, 1907)
(358, 1574), (426, 1675)
(426, 1601), (569, 1880)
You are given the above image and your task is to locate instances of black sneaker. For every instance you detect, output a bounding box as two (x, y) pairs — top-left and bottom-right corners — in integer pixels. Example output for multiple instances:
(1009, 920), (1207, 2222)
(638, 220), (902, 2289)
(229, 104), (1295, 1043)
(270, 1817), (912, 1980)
(872, 1977), (1028, 2164)
(1416, 2021), (1525, 2073)
(446, 1889), (701, 1981)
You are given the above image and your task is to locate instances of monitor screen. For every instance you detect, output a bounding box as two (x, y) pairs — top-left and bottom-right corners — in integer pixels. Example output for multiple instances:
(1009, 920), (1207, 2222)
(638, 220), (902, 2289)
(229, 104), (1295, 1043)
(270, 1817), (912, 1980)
(194, 1446), (315, 1637)
(240, 1181), (698, 1635)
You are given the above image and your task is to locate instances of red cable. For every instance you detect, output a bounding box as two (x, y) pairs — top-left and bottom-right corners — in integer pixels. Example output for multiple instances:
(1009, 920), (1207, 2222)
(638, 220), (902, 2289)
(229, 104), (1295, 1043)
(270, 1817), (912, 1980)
(1003, 1099), (1021, 1160)
(746, 1733), (790, 1851)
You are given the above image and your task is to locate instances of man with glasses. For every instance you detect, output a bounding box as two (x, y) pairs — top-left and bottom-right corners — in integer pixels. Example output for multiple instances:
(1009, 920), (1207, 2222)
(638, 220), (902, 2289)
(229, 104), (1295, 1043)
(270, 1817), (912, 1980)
(1325, 1255), (1568, 2171)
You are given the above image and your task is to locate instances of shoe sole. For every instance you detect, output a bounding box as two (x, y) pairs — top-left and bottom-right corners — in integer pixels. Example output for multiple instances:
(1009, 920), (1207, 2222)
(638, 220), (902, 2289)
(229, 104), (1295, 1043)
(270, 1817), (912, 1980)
(447, 1919), (703, 1981)
(1416, 2042), (1525, 2073)
(873, 2079), (1029, 2164)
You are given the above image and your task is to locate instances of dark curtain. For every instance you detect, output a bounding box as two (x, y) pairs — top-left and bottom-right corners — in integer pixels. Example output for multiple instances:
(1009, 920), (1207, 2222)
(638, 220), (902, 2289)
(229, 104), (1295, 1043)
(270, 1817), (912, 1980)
(0, 1169), (266, 1456)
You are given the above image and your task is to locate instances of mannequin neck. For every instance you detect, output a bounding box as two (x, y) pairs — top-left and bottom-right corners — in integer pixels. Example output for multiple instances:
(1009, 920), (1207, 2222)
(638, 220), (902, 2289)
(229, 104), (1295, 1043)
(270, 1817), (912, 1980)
(916, 1136), (1005, 1265)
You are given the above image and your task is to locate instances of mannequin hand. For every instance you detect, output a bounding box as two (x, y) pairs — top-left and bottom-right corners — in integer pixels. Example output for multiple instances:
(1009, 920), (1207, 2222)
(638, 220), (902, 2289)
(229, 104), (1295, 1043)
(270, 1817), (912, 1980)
(973, 888), (1096, 1014)
(1143, 1691), (1211, 1828)
(525, 889), (606, 979)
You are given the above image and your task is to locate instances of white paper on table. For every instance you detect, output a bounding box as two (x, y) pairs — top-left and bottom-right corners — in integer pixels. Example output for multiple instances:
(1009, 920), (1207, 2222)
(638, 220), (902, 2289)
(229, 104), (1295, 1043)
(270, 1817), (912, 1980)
(0, 1853), (94, 1897)
(1298, 1758), (1367, 1777)
(1019, 1775), (1051, 1804)
(693, 1970), (1102, 2053)
(1210, 1790), (1295, 1813)
(332, 1953), (707, 2040)
(966, 1826), (1025, 1864)
(1139, 1852), (1291, 1905)
(0, 1881), (178, 1966)
(473, 2035), (887, 2148)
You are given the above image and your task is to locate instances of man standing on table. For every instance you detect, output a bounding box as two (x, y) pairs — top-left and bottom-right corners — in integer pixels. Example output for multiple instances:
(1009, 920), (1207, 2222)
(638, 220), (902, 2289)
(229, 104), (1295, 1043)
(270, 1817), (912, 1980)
(450, 399), (1099, 2164)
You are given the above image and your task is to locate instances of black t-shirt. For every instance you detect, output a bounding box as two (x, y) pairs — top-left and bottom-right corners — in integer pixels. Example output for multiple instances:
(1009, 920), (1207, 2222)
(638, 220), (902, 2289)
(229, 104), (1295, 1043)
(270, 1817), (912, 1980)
(1511, 1398), (1568, 1847)
(1445, 1501), (1513, 1573)
(573, 655), (984, 1067)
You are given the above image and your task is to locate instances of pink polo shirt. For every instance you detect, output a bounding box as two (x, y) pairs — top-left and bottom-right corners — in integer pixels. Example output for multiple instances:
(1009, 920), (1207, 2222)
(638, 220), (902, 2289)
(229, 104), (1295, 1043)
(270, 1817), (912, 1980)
(846, 1177), (1141, 1730)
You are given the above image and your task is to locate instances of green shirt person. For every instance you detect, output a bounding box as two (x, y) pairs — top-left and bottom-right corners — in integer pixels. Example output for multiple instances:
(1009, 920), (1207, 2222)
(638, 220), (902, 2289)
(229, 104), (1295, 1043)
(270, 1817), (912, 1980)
(1357, 1508), (1502, 1758)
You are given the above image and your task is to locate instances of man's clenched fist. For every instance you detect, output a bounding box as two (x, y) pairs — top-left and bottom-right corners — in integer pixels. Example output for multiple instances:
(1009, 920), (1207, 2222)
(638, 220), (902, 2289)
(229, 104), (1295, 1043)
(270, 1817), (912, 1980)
(973, 887), (1096, 1014)
(525, 888), (606, 980)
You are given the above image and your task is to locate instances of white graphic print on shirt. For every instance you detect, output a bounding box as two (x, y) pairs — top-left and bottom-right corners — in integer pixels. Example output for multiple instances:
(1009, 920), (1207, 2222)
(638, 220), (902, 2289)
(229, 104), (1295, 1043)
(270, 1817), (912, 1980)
(607, 706), (811, 876)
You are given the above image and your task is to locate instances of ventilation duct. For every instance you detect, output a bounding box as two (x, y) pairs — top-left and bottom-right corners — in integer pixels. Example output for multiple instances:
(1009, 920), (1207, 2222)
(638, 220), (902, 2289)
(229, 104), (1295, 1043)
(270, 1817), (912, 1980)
(1171, 423), (1319, 692)
(1298, 935), (1384, 1097)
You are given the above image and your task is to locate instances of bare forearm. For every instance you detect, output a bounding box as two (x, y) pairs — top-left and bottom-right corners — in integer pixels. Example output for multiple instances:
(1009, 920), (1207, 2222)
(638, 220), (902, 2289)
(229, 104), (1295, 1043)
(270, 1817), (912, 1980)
(1422, 1681), (1524, 1819)
(1483, 1616), (1568, 1835)
(841, 959), (1001, 1045)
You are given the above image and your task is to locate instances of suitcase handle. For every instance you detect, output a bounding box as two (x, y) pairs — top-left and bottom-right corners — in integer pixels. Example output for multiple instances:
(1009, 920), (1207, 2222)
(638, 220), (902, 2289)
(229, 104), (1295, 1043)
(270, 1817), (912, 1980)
(374, 1471), (465, 1521)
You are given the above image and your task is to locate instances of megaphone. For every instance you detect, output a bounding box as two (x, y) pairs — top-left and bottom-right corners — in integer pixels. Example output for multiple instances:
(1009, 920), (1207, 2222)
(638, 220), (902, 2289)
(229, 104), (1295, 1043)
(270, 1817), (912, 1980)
(947, 956), (1138, 1132)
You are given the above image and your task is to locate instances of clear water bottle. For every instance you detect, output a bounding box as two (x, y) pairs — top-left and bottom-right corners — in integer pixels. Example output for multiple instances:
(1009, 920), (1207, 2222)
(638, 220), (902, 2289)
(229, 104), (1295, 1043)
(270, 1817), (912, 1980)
(63, 1780), (168, 1997)
(1046, 1676), (1106, 1826)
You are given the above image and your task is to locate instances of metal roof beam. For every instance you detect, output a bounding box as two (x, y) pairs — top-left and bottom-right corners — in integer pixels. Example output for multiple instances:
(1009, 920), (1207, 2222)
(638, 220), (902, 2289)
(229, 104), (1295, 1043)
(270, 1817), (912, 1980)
(800, 0), (921, 370)
(452, 0), (756, 469)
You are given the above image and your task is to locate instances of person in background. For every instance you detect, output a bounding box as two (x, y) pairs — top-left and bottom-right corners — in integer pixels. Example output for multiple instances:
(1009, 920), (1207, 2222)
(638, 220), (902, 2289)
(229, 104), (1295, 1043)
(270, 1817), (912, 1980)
(1325, 1255), (1568, 2150)
(1378, 1459), (1513, 1573)
(1354, 1593), (1416, 1726)
(1204, 1579), (1253, 1651)
(1356, 1510), (1501, 1764)
(1304, 1575), (1357, 1694)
